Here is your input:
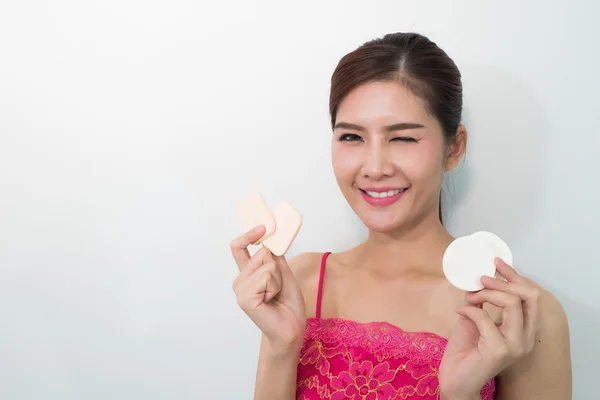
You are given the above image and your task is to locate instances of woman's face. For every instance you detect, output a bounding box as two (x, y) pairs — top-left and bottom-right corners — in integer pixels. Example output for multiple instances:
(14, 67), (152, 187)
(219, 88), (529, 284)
(331, 80), (462, 233)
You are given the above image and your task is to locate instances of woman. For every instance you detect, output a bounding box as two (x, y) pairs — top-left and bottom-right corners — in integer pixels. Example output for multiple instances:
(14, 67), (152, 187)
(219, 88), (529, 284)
(230, 32), (571, 399)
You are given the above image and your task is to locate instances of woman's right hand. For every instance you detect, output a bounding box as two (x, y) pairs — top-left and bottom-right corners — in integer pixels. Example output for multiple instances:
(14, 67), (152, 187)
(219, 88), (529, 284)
(230, 225), (307, 352)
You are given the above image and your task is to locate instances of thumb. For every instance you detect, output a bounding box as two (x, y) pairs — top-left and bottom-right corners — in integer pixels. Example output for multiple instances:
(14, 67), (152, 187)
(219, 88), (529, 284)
(464, 290), (484, 309)
(273, 254), (293, 276)
(272, 254), (300, 290)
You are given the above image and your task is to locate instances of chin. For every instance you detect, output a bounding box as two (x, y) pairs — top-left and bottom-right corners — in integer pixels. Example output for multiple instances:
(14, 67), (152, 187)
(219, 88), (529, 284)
(359, 213), (408, 234)
(348, 198), (409, 233)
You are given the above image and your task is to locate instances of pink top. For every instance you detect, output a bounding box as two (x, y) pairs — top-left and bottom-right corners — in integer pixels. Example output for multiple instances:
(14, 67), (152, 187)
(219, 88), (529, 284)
(296, 252), (496, 399)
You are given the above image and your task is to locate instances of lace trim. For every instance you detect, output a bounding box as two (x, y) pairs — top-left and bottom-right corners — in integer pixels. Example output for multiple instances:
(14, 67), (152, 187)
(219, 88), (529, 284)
(302, 317), (496, 398)
(304, 317), (448, 366)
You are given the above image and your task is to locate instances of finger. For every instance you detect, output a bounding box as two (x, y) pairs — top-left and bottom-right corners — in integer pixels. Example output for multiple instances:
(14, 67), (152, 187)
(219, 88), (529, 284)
(466, 289), (524, 342)
(263, 262), (284, 303)
(236, 261), (282, 308)
(480, 275), (541, 343)
(456, 305), (506, 346)
(463, 291), (483, 309)
(494, 257), (524, 284)
(230, 225), (267, 270)
(481, 274), (539, 300)
(234, 247), (274, 286)
(254, 261), (283, 304)
(273, 254), (293, 279)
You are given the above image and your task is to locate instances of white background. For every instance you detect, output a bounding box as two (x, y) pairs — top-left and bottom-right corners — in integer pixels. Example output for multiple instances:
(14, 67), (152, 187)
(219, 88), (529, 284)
(1, 0), (598, 399)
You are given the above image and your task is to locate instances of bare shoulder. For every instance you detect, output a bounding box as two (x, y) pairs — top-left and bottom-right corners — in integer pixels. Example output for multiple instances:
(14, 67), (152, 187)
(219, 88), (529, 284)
(523, 276), (569, 331)
(527, 278), (570, 352)
(287, 252), (326, 318)
(288, 252), (323, 281)
(498, 277), (572, 399)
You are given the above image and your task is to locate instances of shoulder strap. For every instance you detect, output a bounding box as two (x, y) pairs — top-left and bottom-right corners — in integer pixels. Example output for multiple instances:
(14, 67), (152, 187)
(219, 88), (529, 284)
(315, 252), (331, 319)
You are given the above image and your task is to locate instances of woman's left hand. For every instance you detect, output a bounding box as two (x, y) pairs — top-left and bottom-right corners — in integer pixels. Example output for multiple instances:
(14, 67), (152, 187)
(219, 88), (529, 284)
(439, 257), (541, 400)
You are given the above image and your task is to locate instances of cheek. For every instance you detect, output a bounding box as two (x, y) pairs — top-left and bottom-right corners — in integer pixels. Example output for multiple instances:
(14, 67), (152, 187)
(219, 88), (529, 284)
(396, 140), (445, 180)
(331, 144), (360, 180)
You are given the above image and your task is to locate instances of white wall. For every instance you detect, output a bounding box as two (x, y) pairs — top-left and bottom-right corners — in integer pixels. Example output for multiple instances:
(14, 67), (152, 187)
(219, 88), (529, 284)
(0, 0), (598, 398)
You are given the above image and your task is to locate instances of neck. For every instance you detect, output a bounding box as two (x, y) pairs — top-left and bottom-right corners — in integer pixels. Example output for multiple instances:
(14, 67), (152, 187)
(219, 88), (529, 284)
(358, 211), (455, 275)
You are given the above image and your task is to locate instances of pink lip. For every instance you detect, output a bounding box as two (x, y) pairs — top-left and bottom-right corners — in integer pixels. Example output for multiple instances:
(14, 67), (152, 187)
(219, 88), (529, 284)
(360, 188), (407, 207)
(361, 187), (405, 192)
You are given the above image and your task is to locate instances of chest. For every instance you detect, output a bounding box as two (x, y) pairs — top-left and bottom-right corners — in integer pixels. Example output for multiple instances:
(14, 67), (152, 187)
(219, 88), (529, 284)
(321, 270), (463, 338)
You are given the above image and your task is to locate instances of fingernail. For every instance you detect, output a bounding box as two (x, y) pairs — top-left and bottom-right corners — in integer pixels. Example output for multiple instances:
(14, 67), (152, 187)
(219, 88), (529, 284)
(252, 225), (264, 233)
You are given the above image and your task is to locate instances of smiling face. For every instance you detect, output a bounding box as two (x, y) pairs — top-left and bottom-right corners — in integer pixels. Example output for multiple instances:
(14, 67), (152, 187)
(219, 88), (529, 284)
(331, 80), (465, 233)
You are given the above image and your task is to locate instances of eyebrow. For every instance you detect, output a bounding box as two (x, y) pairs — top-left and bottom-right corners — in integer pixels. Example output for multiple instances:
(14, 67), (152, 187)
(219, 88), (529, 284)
(333, 122), (425, 132)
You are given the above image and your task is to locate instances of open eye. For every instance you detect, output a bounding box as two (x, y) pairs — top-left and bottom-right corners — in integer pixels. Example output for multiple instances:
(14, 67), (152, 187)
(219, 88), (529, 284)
(338, 133), (363, 142)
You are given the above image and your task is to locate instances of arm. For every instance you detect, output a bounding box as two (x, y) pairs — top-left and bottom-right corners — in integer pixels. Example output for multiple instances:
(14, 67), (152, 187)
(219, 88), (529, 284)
(496, 281), (572, 399)
(254, 334), (302, 400)
(253, 252), (321, 400)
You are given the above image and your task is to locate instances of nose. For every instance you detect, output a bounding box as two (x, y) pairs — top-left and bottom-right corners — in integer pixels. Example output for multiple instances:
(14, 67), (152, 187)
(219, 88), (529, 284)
(360, 140), (393, 180)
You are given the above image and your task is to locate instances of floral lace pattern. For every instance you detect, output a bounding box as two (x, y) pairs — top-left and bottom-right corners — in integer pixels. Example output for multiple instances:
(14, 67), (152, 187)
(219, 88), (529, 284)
(297, 317), (496, 400)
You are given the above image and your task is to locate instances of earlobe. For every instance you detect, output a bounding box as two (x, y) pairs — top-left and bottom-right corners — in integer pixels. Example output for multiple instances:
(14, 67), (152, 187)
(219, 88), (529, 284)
(445, 125), (468, 172)
(444, 153), (459, 172)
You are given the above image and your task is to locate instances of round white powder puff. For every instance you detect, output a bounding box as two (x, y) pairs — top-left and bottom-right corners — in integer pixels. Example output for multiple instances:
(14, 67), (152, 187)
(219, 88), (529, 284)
(470, 231), (513, 266)
(443, 235), (497, 291)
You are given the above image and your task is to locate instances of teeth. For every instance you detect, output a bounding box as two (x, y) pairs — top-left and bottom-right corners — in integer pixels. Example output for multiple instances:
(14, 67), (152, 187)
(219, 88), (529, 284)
(365, 189), (402, 198)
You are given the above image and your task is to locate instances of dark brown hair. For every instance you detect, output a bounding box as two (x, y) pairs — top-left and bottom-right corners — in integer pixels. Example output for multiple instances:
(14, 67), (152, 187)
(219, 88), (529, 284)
(329, 32), (463, 224)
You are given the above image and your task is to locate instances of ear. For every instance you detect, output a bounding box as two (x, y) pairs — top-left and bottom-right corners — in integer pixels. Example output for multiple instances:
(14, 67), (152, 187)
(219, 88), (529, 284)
(445, 125), (468, 171)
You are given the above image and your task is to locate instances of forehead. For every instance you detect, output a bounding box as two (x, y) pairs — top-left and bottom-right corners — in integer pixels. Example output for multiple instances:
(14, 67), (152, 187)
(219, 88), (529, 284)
(336, 80), (437, 128)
